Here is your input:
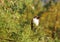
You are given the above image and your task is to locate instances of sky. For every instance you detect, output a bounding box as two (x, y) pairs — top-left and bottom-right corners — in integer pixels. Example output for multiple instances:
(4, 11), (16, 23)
(41, 0), (58, 3)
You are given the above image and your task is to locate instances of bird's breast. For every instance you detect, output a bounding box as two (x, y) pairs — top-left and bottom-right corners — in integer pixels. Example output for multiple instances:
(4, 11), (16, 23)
(33, 18), (39, 26)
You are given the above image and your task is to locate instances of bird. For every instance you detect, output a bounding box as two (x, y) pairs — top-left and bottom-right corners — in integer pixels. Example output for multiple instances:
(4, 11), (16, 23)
(31, 16), (40, 32)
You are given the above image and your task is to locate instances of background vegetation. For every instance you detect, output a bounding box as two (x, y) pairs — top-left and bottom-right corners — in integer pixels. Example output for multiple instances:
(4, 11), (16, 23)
(0, 0), (60, 42)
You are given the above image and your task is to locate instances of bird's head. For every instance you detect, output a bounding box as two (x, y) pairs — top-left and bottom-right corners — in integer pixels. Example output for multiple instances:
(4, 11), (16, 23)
(34, 16), (40, 19)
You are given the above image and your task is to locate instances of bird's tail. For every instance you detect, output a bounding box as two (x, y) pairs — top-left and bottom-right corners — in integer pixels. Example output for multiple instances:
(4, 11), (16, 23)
(31, 19), (33, 30)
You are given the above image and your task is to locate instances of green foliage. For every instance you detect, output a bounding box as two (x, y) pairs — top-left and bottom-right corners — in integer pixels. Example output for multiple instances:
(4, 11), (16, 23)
(0, 0), (60, 42)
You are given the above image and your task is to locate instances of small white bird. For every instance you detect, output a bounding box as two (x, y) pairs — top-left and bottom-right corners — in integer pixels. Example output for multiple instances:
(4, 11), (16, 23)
(33, 17), (39, 26)
(31, 16), (40, 31)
